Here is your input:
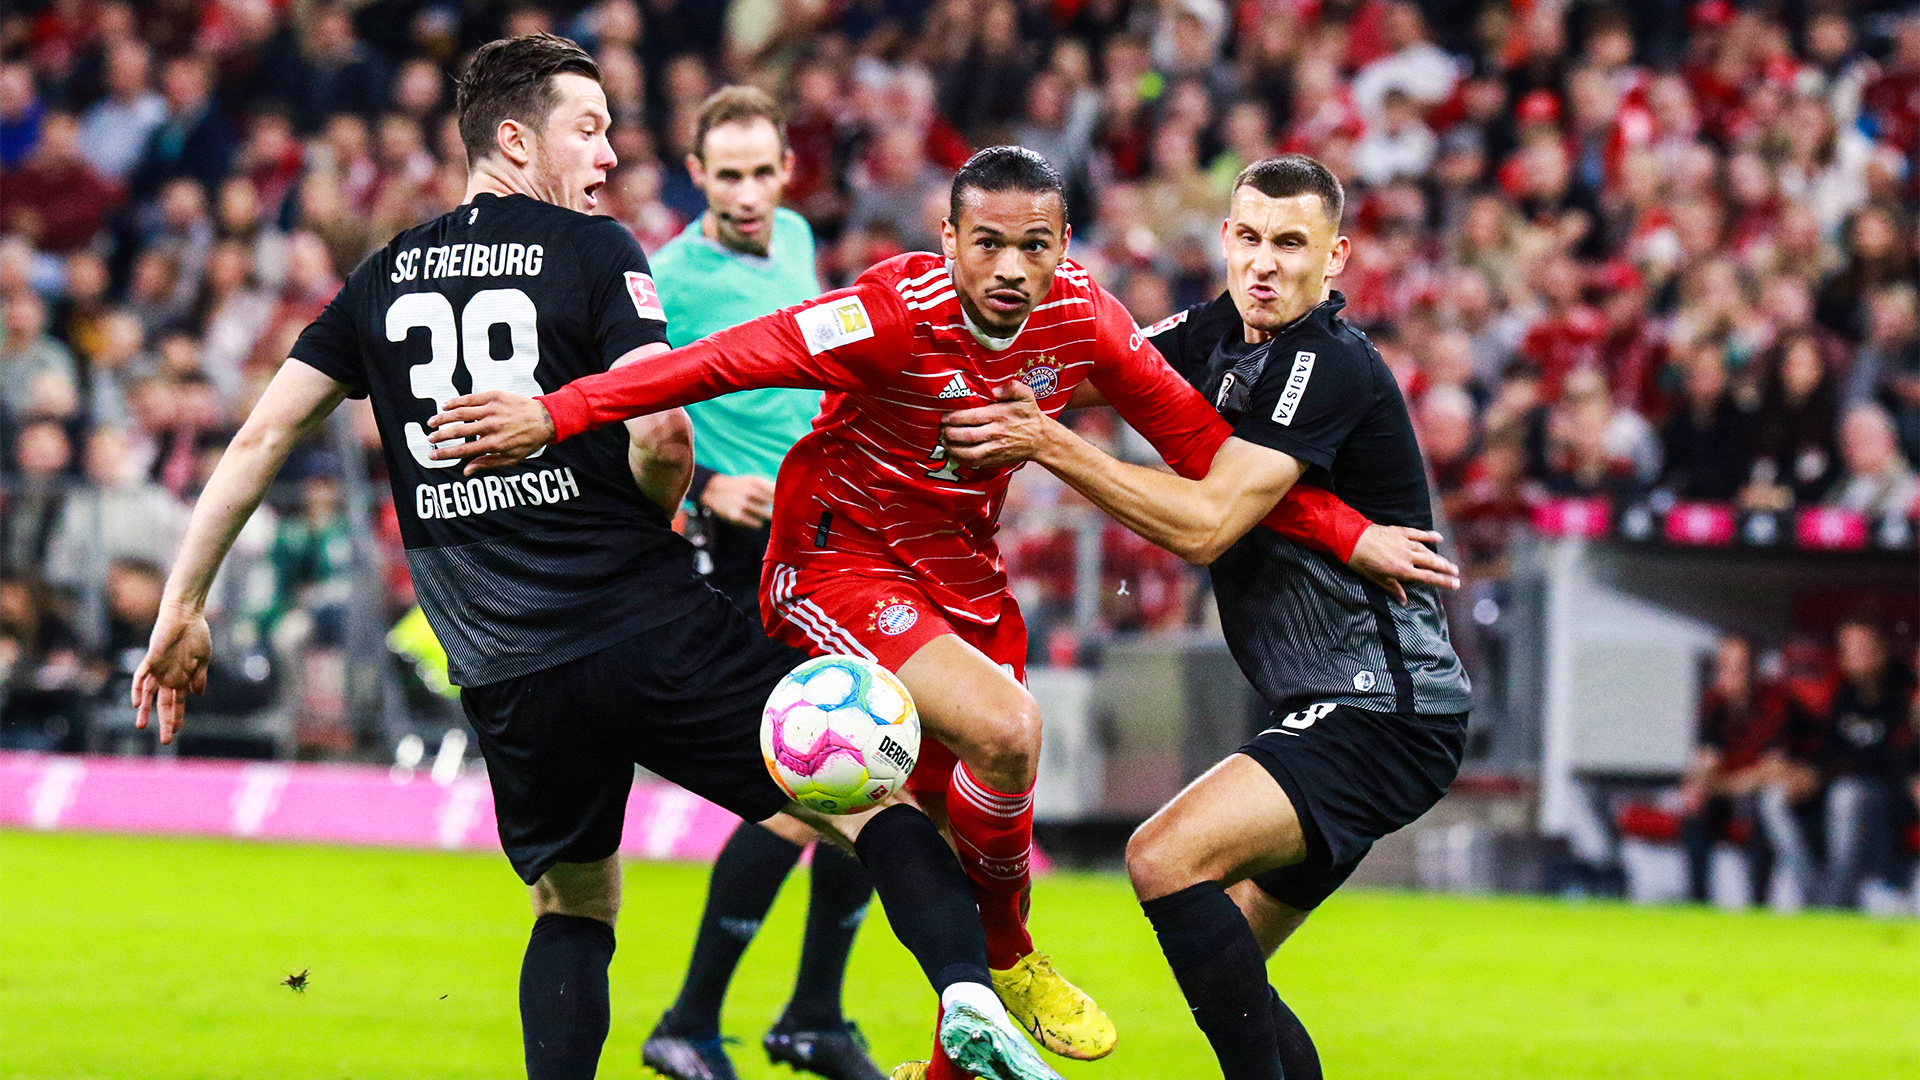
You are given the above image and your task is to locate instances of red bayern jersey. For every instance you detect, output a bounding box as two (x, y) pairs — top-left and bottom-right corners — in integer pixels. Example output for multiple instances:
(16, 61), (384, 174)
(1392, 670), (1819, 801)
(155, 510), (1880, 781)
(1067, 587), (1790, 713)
(541, 252), (1367, 625)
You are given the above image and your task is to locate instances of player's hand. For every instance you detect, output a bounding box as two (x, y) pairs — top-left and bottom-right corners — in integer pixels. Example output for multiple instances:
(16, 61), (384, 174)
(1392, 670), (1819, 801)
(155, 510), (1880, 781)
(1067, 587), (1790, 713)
(701, 473), (776, 527)
(1346, 525), (1460, 603)
(132, 602), (211, 745)
(427, 391), (556, 474)
(941, 381), (1050, 469)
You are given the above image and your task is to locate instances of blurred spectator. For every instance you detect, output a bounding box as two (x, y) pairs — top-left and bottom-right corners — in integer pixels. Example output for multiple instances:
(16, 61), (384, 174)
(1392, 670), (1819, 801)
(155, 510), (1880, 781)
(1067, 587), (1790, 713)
(1740, 332), (1839, 511)
(0, 61), (45, 169)
(76, 309), (151, 431)
(1014, 69), (1098, 216)
(1817, 619), (1919, 912)
(1, 290), (80, 422)
(1516, 254), (1604, 403)
(0, 111), (122, 253)
(262, 463), (353, 649)
(1660, 345), (1751, 502)
(1442, 424), (1531, 579)
(1419, 383), (1479, 493)
(1843, 285), (1920, 468)
(1678, 635), (1812, 907)
(1538, 367), (1656, 498)
(2, 420), (74, 573)
(81, 40), (166, 183)
(1826, 404), (1920, 516)
(128, 53), (236, 203)
(1354, 88), (1436, 187)
(0, 577), (86, 752)
(97, 557), (167, 708)
(1141, 124), (1216, 245)
(933, 0), (1035, 140)
(1351, 1), (1460, 117)
(264, 1), (394, 134)
(846, 124), (946, 253)
(41, 427), (189, 610)
(1816, 205), (1916, 342)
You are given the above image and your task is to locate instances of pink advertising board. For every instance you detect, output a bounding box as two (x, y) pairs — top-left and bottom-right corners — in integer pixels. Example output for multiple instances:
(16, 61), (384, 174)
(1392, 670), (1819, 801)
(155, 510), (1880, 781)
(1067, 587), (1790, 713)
(0, 751), (742, 861)
(0, 751), (1053, 870)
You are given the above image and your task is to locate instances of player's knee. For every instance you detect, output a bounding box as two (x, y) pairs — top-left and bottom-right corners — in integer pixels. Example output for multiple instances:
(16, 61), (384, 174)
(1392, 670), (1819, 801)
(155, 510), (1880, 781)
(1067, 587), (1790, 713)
(531, 857), (622, 925)
(1125, 818), (1195, 900)
(971, 691), (1042, 787)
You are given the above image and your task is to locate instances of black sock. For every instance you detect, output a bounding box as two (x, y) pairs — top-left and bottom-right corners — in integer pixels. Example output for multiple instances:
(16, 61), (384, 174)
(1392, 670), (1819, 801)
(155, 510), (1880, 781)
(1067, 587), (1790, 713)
(1141, 881), (1284, 1080)
(664, 821), (803, 1037)
(1270, 986), (1322, 1080)
(783, 841), (874, 1028)
(853, 804), (991, 993)
(520, 914), (616, 1080)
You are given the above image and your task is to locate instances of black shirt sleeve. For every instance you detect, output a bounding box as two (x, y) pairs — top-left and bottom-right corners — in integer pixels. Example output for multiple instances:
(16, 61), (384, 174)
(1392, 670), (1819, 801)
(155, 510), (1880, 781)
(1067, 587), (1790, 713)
(574, 215), (669, 370)
(1232, 336), (1374, 471)
(288, 269), (371, 399)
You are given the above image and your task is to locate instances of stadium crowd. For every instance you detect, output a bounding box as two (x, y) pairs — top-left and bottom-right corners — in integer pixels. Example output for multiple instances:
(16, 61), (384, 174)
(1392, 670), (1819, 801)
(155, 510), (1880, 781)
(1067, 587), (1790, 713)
(1, 0), (1917, 889)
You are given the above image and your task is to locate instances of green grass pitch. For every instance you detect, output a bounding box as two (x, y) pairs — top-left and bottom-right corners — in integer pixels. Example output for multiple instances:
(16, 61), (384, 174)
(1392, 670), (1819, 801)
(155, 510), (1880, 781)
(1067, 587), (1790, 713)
(1, 830), (1915, 1079)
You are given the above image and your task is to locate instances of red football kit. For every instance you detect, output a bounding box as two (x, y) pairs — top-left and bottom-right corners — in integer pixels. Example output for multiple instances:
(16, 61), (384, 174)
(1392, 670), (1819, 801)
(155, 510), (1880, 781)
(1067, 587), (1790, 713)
(539, 252), (1370, 974)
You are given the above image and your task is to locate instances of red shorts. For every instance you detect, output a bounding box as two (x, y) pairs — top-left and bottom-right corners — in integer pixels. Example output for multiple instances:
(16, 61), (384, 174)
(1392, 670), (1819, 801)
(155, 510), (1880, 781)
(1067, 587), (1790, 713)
(761, 561), (1029, 802)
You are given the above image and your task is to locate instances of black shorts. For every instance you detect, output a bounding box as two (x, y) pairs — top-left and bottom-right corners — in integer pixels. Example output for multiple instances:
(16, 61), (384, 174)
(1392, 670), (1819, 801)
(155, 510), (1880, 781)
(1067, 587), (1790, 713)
(1240, 703), (1467, 911)
(461, 587), (807, 884)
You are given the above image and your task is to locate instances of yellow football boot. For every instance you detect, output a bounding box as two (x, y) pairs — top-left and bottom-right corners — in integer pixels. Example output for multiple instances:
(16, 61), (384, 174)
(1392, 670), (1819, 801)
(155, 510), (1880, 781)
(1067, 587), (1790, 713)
(990, 951), (1117, 1060)
(888, 1062), (927, 1080)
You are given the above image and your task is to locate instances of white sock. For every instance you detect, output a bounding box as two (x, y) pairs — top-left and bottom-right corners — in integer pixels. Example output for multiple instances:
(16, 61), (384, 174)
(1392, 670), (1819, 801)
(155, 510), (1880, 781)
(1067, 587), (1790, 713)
(941, 980), (1010, 1026)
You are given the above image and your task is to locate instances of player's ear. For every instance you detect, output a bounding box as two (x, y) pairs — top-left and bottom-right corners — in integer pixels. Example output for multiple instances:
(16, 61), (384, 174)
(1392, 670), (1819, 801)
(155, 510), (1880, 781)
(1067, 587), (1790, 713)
(496, 117), (534, 167)
(1060, 222), (1072, 255)
(940, 217), (957, 261)
(779, 147), (796, 178)
(686, 150), (706, 188)
(1326, 234), (1351, 279)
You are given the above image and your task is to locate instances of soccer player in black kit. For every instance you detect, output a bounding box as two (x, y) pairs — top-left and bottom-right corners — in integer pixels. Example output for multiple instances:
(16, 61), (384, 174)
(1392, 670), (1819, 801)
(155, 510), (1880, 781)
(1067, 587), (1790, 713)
(131, 34), (1062, 1080)
(942, 155), (1471, 1080)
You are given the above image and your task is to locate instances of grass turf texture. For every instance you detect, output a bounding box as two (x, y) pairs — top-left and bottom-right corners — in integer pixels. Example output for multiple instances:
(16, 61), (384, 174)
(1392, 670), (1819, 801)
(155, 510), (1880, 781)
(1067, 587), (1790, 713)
(1, 831), (1915, 1080)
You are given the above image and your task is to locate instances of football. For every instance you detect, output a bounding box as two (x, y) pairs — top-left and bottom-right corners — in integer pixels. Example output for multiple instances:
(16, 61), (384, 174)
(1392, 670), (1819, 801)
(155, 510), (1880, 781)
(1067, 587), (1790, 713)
(760, 655), (921, 814)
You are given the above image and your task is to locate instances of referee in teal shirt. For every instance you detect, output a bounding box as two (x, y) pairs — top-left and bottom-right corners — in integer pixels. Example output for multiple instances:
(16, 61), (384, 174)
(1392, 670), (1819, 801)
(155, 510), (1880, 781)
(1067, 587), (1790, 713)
(642, 88), (884, 1080)
(653, 134), (823, 613)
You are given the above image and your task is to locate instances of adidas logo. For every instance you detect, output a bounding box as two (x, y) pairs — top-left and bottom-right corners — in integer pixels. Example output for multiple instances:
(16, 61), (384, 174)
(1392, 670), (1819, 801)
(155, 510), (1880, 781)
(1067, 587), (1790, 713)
(937, 374), (970, 400)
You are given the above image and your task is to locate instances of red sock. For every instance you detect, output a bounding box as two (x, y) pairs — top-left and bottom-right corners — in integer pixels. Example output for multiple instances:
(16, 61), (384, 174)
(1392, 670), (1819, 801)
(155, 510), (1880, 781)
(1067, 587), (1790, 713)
(947, 762), (1035, 969)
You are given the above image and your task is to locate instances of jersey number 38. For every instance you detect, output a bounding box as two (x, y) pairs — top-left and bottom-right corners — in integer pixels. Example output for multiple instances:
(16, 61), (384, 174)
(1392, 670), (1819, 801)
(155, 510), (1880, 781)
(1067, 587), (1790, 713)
(389, 288), (545, 469)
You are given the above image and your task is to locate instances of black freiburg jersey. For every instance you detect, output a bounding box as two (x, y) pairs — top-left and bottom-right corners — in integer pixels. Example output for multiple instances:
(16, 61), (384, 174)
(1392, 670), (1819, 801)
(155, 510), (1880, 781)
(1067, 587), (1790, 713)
(1144, 291), (1471, 716)
(290, 192), (700, 686)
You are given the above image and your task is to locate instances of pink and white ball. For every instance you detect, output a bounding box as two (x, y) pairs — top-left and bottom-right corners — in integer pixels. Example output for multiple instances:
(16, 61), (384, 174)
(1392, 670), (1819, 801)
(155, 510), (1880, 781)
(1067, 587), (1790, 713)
(760, 655), (921, 814)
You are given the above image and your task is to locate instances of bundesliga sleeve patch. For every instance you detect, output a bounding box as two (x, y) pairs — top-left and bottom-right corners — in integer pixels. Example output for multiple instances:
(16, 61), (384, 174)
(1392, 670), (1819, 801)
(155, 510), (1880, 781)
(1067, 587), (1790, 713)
(624, 271), (666, 323)
(794, 296), (876, 355)
(1271, 350), (1316, 426)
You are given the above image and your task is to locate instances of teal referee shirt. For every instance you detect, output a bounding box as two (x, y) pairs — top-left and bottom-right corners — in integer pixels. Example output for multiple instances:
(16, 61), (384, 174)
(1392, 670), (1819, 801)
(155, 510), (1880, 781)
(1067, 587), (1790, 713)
(650, 207), (824, 483)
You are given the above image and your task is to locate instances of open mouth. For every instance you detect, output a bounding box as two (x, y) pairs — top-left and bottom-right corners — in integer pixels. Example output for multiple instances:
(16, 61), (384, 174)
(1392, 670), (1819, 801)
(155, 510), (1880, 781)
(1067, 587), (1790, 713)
(1248, 284), (1279, 302)
(584, 181), (604, 209)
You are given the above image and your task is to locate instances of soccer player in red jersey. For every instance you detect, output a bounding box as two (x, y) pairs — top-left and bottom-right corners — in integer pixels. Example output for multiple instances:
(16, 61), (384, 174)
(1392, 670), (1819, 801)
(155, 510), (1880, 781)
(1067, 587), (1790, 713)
(428, 147), (1452, 1076)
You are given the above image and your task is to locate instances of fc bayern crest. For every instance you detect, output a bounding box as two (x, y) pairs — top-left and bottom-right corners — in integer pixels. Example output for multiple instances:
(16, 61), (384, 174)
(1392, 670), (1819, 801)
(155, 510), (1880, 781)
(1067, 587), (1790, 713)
(1019, 356), (1059, 398)
(874, 601), (919, 636)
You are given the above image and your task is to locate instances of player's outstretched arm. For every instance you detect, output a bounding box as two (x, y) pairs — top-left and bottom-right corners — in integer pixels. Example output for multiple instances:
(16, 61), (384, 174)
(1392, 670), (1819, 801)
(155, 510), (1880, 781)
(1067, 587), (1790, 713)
(945, 383), (1301, 565)
(431, 284), (905, 472)
(134, 359), (351, 743)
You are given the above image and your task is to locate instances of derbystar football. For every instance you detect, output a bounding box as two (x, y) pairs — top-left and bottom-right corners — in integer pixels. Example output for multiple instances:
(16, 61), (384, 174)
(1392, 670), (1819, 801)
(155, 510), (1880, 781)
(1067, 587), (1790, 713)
(760, 655), (921, 814)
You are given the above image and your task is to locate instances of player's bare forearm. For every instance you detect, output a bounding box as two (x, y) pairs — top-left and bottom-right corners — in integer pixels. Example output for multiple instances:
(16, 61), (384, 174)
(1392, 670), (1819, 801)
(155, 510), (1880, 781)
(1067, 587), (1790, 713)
(1032, 424), (1302, 565)
(136, 359), (348, 741)
(164, 362), (349, 613)
(626, 408), (694, 514)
